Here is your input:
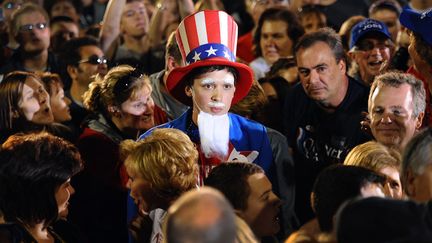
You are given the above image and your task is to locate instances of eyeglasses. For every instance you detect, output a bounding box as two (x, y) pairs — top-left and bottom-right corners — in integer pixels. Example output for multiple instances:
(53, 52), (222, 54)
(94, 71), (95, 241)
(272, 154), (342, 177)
(18, 23), (48, 32)
(113, 69), (143, 96)
(4, 1), (22, 9)
(78, 55), (108, 65)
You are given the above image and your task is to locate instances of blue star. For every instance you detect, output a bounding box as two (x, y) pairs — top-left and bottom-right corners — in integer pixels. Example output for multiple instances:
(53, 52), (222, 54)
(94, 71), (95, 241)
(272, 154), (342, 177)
(192, 51), (201, 62)
(205, 46), (218, 56)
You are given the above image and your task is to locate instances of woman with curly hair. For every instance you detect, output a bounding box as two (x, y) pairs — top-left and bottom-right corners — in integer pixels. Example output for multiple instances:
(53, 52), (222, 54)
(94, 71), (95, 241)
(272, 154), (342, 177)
(121, 127), (198, 243)
(69, 65), (167, 243)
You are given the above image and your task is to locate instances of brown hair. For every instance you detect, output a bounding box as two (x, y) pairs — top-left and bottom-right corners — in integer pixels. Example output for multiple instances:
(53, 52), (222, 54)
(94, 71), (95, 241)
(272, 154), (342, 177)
(83, 65), (151, 114)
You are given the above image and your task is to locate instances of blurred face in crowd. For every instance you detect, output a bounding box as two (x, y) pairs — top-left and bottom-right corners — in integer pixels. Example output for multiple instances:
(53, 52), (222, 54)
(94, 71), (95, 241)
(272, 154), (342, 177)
(370, 9), (400, 42)
(297, 41), (347, 108)
(16, 11), (50, 54)
(120, 1), (149, 38)
(50, 0), (79, 22)
(406, 164), (432, 202)
(189, 69), (236, 122)
(1, 0), (23, 22)
(50, 21), (79, 51)
(18, 82), (40, 121)
(369, 83), (423, 151)
(49, 82), (72, 122)
(260, 20), (293, 65)
(380, 166), (403, 199)
(240, 173), (281, 238)
(250, 0), (289, 23)
(117, 85), (155, 132)
(300, 12), (326, 34)
(72, 45), (108, 86)
(55, 178), (75, 217)
(25, 76), (54, 124)
(350, 36), (392, 85)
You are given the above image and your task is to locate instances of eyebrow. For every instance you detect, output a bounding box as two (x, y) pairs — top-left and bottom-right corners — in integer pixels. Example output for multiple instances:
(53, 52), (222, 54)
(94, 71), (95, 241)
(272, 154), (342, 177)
(259, 189), (272, 199)
(313, 63), (327, 69)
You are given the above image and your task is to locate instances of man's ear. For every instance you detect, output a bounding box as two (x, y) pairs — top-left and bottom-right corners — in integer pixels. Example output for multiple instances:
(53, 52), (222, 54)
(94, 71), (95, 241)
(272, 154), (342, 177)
(185, 86), (193, 97)
(404, 169), (416, 197)
(67, 65), (78, 80)
(416, 112), (425, 130)
(166, 56), (179, 72)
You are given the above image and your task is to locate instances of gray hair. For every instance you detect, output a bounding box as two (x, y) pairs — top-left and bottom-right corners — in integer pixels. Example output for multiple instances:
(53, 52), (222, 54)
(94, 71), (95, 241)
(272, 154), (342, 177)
(368, 72), (426, 118)
(402, 128), (432, 178)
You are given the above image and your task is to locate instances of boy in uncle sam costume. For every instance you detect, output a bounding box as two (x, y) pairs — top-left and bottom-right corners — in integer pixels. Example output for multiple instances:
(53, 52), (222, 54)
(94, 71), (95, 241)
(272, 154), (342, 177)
(139, 10), (275, 185)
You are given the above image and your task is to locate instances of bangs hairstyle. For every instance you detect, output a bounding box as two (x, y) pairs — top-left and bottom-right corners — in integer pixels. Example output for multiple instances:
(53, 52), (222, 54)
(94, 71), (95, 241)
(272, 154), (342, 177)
(344, 141), (401, 172)
(0, 132), (82, 228)
(121, 128), (198, 199)
(0, 71), (41, 130)
(83, 65), (151, 114)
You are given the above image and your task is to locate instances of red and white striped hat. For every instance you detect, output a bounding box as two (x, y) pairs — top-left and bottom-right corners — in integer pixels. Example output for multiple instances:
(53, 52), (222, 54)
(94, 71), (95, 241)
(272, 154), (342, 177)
(166, 10), (253, 106)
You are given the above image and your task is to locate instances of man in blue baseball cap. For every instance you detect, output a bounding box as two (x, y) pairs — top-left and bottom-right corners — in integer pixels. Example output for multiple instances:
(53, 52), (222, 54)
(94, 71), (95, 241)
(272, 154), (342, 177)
(348, 18), (395, 85)
(400, 7), (432, 127)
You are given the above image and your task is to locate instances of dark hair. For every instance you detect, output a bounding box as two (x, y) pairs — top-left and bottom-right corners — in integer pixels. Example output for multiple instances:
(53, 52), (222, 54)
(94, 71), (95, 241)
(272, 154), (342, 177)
(50, 15), (76, 26)
(266, 57), (297, 79)
(0, 132), (82, 228)
(166, 32), (182, 67)
(43, 0), (82, 16)
(183, 65), (239, 88)
(58, 36), (100, 87)
(253, 7), (305, 57)
(294, 27), (346, 63)
(38, 72), (64, 95)
(368, 0), (401, 17)
(312, 164), (386, 232)
(0, 71), (41, 133)
(204, 162), (264, 211)
(412, 32), (432, 67)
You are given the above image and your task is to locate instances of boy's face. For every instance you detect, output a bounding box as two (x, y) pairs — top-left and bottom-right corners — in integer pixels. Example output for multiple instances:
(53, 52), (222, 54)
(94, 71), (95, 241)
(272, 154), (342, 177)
(188, 69), (236, 117)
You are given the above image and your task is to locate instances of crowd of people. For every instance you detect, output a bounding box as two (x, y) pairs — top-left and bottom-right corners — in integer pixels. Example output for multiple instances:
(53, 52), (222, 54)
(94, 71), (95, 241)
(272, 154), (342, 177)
(1, 0), (432, 242)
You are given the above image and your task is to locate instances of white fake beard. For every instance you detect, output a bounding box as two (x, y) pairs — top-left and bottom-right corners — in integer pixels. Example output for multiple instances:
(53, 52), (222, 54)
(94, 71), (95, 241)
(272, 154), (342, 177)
(197, 111), (230, 159)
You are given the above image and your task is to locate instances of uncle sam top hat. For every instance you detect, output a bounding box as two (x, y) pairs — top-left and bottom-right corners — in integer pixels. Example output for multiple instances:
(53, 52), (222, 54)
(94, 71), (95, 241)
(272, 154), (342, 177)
(166, 10), (254, 106)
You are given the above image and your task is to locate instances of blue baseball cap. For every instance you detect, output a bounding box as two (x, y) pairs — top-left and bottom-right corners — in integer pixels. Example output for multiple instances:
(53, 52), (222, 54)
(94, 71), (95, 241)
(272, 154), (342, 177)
(349, 18), (392, 49)
(400, 7), (432, 46)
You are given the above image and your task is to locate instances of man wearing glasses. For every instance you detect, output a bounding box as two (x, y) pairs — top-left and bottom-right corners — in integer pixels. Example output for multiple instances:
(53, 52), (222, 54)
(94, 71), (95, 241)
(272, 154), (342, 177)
(0, 3), (58, 75)
(59, 36), (108, 134)
(348, 18), (395, 85)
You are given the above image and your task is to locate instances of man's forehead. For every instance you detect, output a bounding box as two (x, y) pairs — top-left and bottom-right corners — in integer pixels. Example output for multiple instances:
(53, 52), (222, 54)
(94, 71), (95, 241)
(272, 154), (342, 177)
(372, 83), (413, 102)
(19, 11), (47, 23)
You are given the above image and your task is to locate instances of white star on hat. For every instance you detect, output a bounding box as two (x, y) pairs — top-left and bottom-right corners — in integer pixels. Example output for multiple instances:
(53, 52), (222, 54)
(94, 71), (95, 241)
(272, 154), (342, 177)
(223, 50), (231, 60)
(192, 51), (201, 62)
(205, 46), (218, 56)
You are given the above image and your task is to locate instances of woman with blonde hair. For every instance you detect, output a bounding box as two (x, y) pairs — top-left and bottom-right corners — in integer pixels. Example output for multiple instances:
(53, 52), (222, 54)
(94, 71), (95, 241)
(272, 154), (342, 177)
(344, 141), (403, 199)
(121, 128), (198, 243)
(69, 65), (167, 243)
